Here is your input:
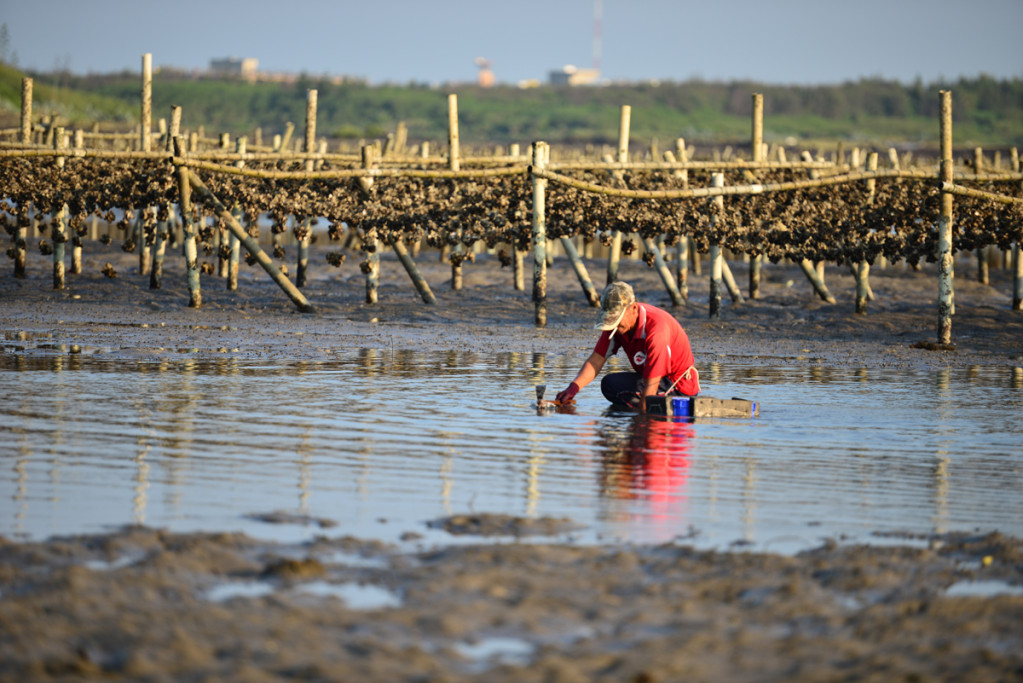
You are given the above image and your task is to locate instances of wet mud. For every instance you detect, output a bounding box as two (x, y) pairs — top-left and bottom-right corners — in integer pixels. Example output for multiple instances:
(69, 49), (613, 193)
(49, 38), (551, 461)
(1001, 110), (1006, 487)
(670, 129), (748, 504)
(2, 242), (1023, 680)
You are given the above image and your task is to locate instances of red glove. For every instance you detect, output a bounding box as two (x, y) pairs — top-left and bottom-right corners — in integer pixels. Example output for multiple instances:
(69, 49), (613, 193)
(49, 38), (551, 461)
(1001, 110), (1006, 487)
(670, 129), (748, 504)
(556, 382), (580, 403)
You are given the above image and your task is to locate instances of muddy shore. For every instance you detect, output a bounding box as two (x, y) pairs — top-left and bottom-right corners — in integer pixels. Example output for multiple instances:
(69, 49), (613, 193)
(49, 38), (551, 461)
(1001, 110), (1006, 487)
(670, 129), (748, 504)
(2, 242), (1023, 680)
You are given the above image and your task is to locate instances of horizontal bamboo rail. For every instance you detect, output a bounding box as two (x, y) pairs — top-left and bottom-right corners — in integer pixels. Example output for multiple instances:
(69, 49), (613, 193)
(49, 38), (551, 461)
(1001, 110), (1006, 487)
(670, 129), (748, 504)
(940, 181), (1023, 205)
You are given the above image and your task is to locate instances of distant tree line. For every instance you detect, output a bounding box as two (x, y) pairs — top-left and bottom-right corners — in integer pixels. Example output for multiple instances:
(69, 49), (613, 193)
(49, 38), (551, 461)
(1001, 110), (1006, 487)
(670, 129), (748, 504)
(20, 68), (1023, 148)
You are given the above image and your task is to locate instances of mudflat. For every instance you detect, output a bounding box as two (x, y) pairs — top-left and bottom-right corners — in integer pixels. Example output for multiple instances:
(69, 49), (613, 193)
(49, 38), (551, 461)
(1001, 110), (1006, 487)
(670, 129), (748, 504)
(2, 242), (1022, 680)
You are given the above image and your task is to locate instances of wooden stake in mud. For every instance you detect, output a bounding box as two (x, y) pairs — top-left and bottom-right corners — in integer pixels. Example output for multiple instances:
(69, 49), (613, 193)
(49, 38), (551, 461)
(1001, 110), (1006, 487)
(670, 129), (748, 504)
(973, 147), (990, 286)
(1013, 147), (1023, 311)
(709, 173), (724, 319)
(52, 128), (67, 290)
(447, 93), (465, 290)
(670, 139), (689, 299)
(561, 235), (600, 307)
(71, 131), (84, 275)
(607, 105), (630, 285)
(227, 136), (246, 291)
(20, 77), (32, 145)
(855, 152), (879, 314)
(360, 145), (380, 304)
(532, 141), (549, 327)
(140, 54), (152, 152)
(173, 138), (201, 307)
(187, 170), (313, 313)
(937, 91), (955, 344)
(749, 94), (764, 299)
(642, 236), (685, 307)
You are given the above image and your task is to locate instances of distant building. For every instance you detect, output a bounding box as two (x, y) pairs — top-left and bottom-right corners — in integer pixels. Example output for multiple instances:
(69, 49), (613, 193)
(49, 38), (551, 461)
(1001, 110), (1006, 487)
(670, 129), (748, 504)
(209, 57), (259, 80)
(549, 64), (600, 86)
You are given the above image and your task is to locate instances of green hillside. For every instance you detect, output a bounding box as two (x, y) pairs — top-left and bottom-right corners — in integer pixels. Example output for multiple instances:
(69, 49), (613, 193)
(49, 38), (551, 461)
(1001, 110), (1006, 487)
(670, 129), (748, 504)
(0, 62), (133, 127)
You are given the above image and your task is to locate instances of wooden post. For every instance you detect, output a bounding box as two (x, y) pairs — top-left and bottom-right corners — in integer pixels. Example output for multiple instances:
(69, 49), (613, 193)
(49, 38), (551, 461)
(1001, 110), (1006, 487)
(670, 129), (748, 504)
(749, 94), (765, 300)
(1012, 148), (1022, 311)
(20, 78), (32, 145)
(607, 104), (630, 285)
(532, 141), (549, 327)
(187, 171), (313, 312)
(361, 145), (380, 304)
(560, 236), (600, 306)
(140, 54), (152, 152)
(673, 139), (690, 299)
(642, 237), (684, 307)
(174, 137), (201, 308)
(390, 236), (436, 304)
(751, 93), (763, 164)
(71, 130), (84, 275)
(709, 173), (724, 319)
(938, 91), (955, 344)
(513, 248), (524, 291)
(446, 94), (466, 289)
(855, 152), (879, 314)
(52, 128), (67, 290)
(973, 147), (989, 285)
(296, 95), (314, 287)
(304, 89), (317, 172)
(226, 136), (246, 291)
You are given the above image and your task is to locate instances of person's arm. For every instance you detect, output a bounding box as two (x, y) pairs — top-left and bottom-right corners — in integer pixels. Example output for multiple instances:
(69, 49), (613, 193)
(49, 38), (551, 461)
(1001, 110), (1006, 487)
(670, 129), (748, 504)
(638, 375), (662, 414)
(556, 352), (606, 402)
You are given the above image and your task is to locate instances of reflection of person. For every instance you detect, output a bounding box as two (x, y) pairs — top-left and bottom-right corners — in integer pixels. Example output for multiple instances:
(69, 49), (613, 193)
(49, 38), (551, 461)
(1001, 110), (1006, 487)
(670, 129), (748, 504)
(556, 281), (699, 412)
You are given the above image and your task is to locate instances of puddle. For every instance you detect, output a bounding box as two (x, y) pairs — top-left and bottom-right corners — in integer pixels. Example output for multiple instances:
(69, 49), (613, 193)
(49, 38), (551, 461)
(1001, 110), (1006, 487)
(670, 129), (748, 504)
(1, 352), (1021, 553)
(206, 582), (274, 602)
(205, 580), (401, 609)
(946, 580), (1023, 598)
(295, 581), (401, 609)
(455, 637), (536, 670)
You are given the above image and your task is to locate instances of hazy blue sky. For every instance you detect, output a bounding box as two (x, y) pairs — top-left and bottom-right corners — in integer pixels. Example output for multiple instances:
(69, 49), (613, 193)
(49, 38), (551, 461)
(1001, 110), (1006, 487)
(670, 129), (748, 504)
(3, 0), (1021, 85)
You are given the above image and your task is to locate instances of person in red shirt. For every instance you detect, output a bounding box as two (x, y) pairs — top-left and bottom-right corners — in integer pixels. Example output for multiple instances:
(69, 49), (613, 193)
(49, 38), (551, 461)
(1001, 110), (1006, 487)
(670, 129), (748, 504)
(555, 281), (700, 413)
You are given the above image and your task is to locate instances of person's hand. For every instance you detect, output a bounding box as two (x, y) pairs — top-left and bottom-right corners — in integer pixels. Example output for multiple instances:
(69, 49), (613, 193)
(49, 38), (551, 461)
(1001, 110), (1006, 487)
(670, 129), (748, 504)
(556, 382), (580, 403)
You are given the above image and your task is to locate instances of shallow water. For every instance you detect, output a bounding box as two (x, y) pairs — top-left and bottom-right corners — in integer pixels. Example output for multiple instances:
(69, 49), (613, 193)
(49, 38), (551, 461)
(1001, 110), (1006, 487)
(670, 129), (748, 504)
(1, 349), (1021, 553)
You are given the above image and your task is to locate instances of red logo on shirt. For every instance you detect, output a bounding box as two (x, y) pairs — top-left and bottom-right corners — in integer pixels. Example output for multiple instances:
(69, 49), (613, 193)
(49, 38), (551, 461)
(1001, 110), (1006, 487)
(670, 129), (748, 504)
(633, 351), (646, 365)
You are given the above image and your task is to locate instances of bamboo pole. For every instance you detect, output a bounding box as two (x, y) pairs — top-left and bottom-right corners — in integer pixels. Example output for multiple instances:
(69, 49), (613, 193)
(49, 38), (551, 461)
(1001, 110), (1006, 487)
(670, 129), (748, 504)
(532, 142), (549, 327)
(642, 236), (684, 307)
(174, 137), (202, 307)
(71, 130), (84, 275)
(972, 147), (990, 285)
(749, 95), (765, 300)
(1015, 148), (1023, 311)
(390, 236), (436, 304)
(855, 152), (879, 314)
(671, 140), (690, 298)
(187, 169), (313, 312)
(560, 235), (600, 306)
(938, 91), (955, 344)
(798, 259), (836, 303)
(140, 54), (152, 152)
(52, 128), (67, 290)
(227, 136), (246, 291)
(304, 89), (317, 173)
(709, 173), (724, 319)
(20, 78), (32, 145)
(361, 144), (380, 304)
(447, 94), (467, 289)
(607, 105), (630, 285)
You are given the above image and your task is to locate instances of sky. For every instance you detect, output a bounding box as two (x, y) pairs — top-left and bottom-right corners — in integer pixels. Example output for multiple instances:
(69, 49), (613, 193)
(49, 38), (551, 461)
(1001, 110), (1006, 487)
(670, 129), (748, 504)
(2, 0), (1021, 86)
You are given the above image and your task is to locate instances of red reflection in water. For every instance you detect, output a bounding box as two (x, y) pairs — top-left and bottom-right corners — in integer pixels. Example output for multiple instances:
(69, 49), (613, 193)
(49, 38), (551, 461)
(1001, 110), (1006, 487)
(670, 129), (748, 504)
(591, 416), (694, 541)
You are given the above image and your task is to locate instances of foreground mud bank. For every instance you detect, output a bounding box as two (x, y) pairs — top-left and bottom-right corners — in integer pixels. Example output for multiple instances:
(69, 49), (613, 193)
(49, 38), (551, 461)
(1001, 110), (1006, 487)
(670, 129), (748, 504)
(0, 523), (1021, 681)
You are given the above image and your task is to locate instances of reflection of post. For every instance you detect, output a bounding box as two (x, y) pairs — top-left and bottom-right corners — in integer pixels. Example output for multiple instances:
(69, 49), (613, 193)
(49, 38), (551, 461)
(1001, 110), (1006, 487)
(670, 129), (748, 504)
(742, 457), (756, 544)
(932, 368), (953, 533)
(525, 454), (543, 517)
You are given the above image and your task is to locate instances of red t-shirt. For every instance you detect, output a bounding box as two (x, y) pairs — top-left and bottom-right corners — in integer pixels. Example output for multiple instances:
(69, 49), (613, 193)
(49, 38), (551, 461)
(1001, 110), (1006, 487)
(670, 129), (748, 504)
(593, 303), (700, 396)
